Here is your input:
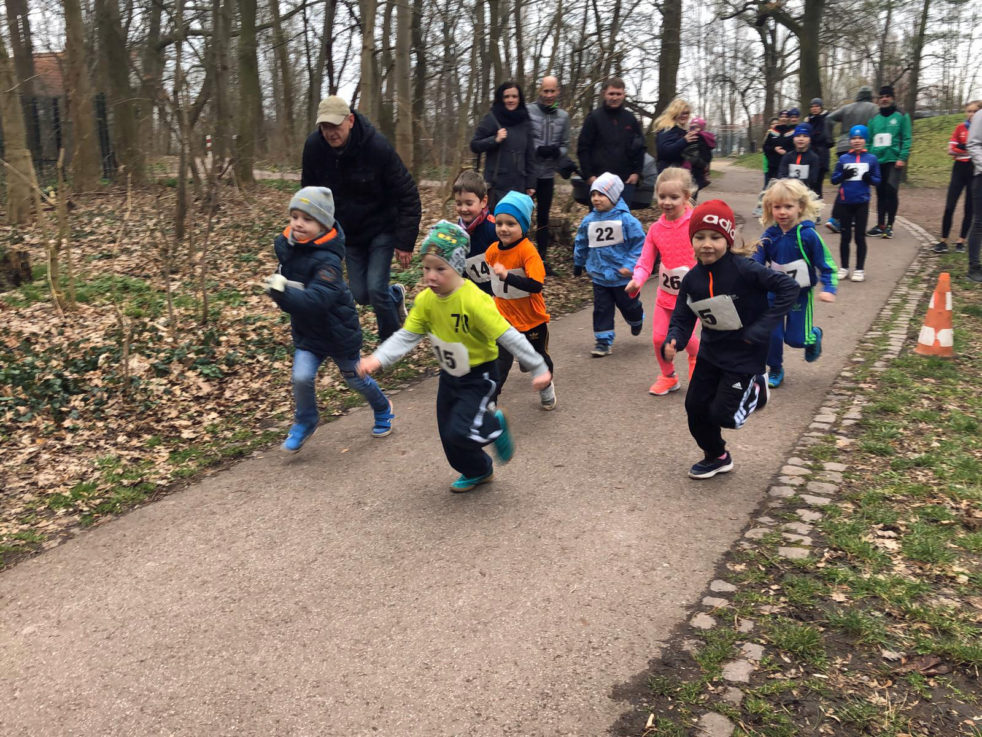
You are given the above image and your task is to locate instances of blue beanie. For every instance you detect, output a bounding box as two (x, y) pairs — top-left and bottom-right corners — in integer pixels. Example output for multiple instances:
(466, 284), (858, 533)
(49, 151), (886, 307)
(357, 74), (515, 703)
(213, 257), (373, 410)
(849, 124), (869, 141)
(793, 123), (812, 137)
(494, 191), (534, 234)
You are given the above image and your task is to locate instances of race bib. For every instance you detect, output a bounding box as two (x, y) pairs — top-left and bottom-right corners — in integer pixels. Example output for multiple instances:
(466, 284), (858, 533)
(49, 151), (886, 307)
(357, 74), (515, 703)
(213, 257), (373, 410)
(658, 264), (689, 295)
(490, 268), (531, 300)
(588, 220), (624, 248)
(873, 132), (892, 148)
(771, 258), (812, 288)
(687, 294), (744, 331)
(429, 334), (470, 377)
(788, 164), (810, 181)
(847, 163), (869, 181)
(465, 254), (493, 283)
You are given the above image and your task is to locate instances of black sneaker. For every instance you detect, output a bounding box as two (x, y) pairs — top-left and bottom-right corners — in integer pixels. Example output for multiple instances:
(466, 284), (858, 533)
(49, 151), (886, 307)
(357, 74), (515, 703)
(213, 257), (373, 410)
(591, 341), (612, 357)
(932, 241), (949, 254)
(968, 267), (982, 283)
(543, 262), (557, 277)
(631, 321), (643, 336)
(867, 225), (885, 237)
(955, 242), (966, 253)
(688, 452), (734, 479)
(882, 226), (894, 239)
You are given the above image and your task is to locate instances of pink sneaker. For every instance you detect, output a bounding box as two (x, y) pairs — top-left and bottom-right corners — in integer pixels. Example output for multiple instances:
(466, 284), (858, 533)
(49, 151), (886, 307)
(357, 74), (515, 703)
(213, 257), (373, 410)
(649, 374), (680, 396)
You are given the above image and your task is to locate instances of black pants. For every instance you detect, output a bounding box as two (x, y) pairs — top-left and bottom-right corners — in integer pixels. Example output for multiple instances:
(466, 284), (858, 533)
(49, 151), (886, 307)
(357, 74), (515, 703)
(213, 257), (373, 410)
(875, 162), (900, 227)
(831, 150), (849, 222)
(942, 160), (975, 240)
(436, 361), (502, 478)
(535, 177), (555, 260)
(815, 166), (828, 200)
(592, 282), (644, 341)
(839, 201), (869, 270)
(685, 359), (766, 458)
(495, 322), (553, 400)
(969, 175), (982, 270)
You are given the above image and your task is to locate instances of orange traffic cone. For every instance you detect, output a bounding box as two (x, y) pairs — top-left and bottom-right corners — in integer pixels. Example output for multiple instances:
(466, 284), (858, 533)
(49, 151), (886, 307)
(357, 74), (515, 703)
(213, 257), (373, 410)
(914, 272), (953, 357)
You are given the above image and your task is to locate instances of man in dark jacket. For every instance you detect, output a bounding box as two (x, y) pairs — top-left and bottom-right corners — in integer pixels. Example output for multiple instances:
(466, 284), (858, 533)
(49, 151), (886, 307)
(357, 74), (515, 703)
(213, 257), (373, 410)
(528, 75), (571, 273)
(301, 96), (422, 342)
(806, 98), (831, 199)
(577, 78), (645, 206)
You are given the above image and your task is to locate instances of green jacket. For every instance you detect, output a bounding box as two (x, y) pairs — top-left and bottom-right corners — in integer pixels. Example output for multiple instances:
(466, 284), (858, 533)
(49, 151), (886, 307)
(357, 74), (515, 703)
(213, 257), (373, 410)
(867, 109), (912, 164)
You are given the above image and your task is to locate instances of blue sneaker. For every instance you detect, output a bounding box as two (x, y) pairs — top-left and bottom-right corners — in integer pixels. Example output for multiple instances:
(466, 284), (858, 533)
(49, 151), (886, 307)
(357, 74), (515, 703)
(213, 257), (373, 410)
(450, 470), (494, 493)
(688, 451), (734, 479)
(492, 409), (515, 463)
(767, 367), (784, 389)
(805, 327), (823, 363)
(825, 218), (840, 234)
(372, 400), (394, 438)
(282, 422), (318, 452)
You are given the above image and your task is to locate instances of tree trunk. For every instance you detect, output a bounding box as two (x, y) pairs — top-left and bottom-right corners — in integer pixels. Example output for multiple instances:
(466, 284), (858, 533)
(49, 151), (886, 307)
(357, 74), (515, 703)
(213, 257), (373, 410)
(95, 0), (144, 182)
(62, 0), (102, 190)
(235, 0), (260, 185)
(394, 0), (413, 170)
(269, 0), (296, 154)
(656, 0), (682, 117)
(358, 0), (379, 121)
(905, 0), (931, 118)
(410, 0), (426, 175)
(797, 0), (824, 107)
(209, 0), (233, 168)
(4, 0), (39, 161)
(0, 34), (38, 224)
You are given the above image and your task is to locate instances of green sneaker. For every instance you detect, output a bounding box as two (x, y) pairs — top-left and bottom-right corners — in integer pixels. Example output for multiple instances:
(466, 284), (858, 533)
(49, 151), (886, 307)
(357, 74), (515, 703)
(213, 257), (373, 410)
(450, 470), (494, 493)
(492, 409), (515, 463)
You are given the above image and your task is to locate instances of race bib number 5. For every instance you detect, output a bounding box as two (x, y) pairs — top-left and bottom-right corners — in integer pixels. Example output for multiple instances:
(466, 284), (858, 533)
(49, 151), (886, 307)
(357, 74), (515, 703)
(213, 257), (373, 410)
(429, 335), (470, 377)
(687, 294), (744, 331)
(588, 220), (624, 248)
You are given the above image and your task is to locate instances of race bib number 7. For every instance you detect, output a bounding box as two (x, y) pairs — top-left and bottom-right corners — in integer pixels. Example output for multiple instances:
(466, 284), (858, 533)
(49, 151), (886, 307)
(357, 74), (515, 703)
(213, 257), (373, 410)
(588, 220), (624, 248)
(490, 268), (531, 299)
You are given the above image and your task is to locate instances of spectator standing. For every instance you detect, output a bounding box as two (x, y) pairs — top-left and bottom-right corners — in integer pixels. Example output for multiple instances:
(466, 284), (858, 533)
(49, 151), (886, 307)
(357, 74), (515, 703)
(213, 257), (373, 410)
(577, 78), (646, 206)
(470, 81), (537, 208)
(527, 75), (571, 274)
(825, 87), (878, 233)
(653, 98), (695, 173)
(301, 95), (421, 342)
(866, 85), (912, 239)
(965, 103), (982, 282)
(806, 98), (832, 199)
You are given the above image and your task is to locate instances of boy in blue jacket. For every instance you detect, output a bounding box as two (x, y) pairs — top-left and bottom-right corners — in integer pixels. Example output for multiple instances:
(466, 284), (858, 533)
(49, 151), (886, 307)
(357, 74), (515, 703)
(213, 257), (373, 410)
(266, 187), (394, 452)
(830, 124), (882, 283)
(754, 178), (838, 388)
(573, 172), (646, 356)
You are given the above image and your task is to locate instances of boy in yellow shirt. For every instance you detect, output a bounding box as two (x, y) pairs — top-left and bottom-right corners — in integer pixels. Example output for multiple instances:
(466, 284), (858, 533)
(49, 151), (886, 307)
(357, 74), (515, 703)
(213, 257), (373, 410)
(358, 221), (552, 493)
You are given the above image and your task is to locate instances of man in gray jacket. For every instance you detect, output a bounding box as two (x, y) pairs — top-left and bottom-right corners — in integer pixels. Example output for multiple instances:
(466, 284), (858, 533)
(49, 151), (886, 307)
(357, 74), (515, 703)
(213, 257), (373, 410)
(966, 104), (982, 282)
(825, 86), (879, 232)
(527, 76), (570, 275)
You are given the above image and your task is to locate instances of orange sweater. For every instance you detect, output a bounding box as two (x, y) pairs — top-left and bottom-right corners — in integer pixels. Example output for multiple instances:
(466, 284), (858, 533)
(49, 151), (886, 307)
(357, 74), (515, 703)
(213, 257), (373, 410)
(484, 237), (550, 332)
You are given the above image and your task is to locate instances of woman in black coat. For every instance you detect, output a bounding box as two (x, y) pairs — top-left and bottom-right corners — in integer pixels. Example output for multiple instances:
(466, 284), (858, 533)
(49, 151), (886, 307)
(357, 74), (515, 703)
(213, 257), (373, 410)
(653, 98), (696, 172)
(470, 81), (536, 207)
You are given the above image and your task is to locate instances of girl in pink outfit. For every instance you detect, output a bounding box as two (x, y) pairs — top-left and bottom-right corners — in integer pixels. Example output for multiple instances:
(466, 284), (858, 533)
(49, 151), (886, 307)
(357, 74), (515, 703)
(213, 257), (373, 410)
(625, 168), (700, 395)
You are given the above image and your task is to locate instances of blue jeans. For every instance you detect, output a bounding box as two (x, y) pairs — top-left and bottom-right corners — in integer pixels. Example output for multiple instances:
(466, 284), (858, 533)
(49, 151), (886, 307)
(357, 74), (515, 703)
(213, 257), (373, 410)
(345, 232), (403, 341)
(292, 349), (389, 426)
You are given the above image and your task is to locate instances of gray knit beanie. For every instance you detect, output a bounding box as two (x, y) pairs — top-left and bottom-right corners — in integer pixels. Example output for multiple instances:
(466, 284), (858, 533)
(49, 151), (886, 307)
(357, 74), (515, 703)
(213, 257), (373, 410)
(289, 187), (336, 230)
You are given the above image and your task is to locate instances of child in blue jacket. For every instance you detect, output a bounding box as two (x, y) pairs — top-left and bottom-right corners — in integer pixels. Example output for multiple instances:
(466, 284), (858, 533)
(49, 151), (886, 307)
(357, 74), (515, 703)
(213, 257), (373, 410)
(830, 124), (882, 283)
(754, 178), (838, 388)
(573, 172), (646, 356)
(266, 187), (394, 452)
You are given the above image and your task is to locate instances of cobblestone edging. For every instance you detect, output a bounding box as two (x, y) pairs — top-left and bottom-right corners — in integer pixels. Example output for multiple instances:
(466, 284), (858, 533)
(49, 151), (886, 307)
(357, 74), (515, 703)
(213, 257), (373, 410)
(680, 219), (936, 737)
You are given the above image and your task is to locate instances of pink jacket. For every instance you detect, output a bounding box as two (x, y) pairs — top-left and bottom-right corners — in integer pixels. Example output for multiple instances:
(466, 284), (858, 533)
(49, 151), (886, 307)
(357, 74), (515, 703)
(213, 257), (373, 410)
(633, 209), (695, 311)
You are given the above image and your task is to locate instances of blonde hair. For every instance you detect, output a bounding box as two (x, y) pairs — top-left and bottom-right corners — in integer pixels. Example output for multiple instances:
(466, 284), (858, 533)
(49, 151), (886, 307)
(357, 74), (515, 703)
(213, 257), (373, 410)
(655, 167), (696, 208)
(759, 178), (821, 227)
(654, 98), (692, 132)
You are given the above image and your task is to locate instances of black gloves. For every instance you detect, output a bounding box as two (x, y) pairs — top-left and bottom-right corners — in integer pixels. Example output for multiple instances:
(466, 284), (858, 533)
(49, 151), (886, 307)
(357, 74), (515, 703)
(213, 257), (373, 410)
(573, 265), (583, 277)
(861, 171), (873, 184)
(841, 165), (857, 180)
(536, 144), (561, 159)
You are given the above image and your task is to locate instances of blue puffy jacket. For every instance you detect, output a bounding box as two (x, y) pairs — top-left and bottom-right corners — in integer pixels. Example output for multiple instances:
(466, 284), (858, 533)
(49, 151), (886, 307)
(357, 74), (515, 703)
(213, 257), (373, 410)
(573, 196), (646, 286)
(830, 150), (881, 204)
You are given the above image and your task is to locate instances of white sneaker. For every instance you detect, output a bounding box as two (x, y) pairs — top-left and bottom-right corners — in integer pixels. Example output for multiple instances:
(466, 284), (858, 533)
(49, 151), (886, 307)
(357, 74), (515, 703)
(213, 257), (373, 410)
(539, 382), (557, 411)
(837, 267), (849, 281)
(850, 269), (865, 282)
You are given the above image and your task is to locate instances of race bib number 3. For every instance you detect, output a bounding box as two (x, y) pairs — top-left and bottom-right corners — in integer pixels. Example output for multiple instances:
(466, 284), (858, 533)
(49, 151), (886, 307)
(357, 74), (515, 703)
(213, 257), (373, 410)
(588, 220), (624, 248)
(429, 335), (470, 377)
(687, 294), (744, 331)
(788, 164), (810, 181)
(465, 254), (492, 283)
(658, 264), (689, 295)
(873, 132), (892, 148)
(491, 268), (531, 299)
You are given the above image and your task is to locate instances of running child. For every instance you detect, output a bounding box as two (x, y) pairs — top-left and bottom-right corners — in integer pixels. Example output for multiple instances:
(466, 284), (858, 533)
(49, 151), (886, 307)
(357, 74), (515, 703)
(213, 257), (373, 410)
(453, 170), (497, 294)
(754, 178), (837, 388)
(663, 200), (799, 479)
(485, 191), (557, 409)
(357, 221), (552, 493)
(572, 172), (646, 357)
(830, 124), (881, 283)
(624, 167), (699, 395)
(266, 186), (394, 452)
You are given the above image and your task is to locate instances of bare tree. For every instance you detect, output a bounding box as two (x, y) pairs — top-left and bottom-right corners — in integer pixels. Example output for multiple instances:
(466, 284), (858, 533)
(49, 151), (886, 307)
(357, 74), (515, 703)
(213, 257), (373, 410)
(0, 32), (38, 224)
(235, 0), (261, 184)
(62, 0), (102, 190)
